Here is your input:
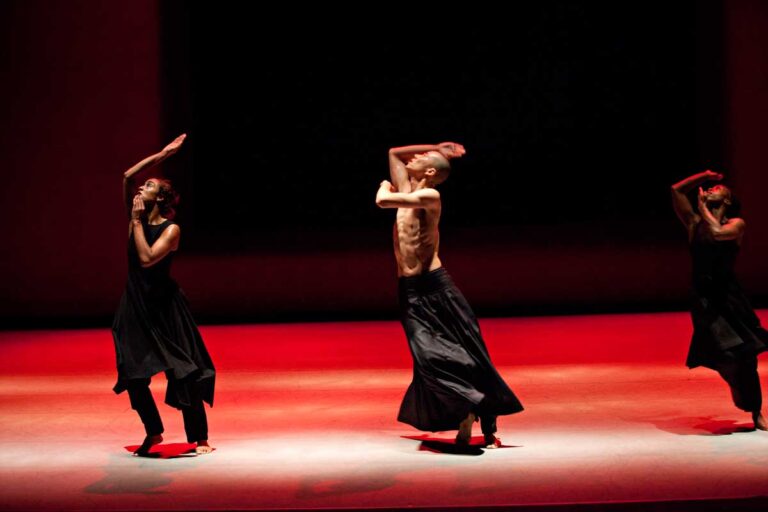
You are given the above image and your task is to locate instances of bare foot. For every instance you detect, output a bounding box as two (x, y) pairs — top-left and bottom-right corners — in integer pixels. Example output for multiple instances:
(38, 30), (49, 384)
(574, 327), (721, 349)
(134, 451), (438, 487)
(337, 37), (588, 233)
(195, 440), (214, 454)
(455, 412), (476, 445)
(483, 434), (501, 449)
(133, 434), (163, 456)
(753, 412), (767, 431)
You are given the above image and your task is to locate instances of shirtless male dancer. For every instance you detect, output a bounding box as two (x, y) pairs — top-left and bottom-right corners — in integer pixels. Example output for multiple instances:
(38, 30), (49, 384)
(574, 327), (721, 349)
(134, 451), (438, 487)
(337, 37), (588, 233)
(376, 143), (523, 447)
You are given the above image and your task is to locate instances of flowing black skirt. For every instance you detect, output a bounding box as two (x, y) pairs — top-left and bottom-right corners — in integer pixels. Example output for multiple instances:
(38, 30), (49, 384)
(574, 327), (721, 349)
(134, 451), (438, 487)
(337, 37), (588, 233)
(112, 275), (215, 409)
(397, 268), (523, 431)
(687, 276), (768, 369)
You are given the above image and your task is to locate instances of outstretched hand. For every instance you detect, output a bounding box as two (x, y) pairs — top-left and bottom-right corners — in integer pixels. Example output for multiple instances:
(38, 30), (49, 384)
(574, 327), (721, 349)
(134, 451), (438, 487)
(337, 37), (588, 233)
(438, 142), (466, 159)
(131, 194), (145, 220)
(162, 134), (187, 156)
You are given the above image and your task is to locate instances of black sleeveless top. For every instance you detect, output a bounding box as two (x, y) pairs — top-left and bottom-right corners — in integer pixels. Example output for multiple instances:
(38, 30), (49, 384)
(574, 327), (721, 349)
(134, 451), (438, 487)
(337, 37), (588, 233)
(126, 219), (179, 306)
(689, 221), (739, 297)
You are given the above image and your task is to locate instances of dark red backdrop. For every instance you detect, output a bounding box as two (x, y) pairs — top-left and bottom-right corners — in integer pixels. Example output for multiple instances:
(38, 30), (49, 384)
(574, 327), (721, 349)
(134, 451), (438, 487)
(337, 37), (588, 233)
(2, 0), (767, 326)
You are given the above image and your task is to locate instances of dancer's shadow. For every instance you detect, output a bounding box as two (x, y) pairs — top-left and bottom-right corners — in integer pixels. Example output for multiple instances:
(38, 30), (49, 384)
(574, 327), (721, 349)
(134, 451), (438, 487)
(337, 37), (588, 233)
(84, 447), (195, 496)
(296, 472), (396, 499)
(402, 434), (520, 455)
(638, 416), (754, 436)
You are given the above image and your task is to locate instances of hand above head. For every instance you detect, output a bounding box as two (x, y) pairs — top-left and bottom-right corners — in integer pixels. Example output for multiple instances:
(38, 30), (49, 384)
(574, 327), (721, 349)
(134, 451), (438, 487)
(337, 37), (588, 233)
(162, 134), (187, 156)
(131, 194), (145, 220)
(438, 142), (466, 159)
(124, 134), (186, 219)
(704, 169), (724, 181)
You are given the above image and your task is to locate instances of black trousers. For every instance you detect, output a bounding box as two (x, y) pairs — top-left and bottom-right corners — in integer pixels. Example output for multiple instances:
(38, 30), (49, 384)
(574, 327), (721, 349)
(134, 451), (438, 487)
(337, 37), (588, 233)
(713, 357), (762, 413)
(479, 415), (497, 435)
(475, 397), (498, 434)
(126, 378), (208, 443)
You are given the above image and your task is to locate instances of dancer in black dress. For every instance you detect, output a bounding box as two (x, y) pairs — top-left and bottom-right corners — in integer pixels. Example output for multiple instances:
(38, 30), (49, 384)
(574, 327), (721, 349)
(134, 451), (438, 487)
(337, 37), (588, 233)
(113, 134), (216, 455)
(672, 169), (767, 430)
(376, 142), (523, 448)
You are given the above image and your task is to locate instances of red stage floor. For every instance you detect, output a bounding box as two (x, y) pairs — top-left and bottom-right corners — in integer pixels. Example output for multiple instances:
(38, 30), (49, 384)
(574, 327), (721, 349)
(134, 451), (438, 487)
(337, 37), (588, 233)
(1, 312), (767, 511)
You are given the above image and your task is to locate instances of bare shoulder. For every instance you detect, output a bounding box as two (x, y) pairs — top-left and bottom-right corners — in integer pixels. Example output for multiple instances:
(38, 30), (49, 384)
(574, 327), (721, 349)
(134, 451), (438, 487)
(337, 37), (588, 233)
(414, 188), (440, 198)
(164, 223), (181, 237)
(417, 188), (441, 207)
(728, 217), (746, 232)
(163, 223), (181, 250)
(728, 217), (745, 227)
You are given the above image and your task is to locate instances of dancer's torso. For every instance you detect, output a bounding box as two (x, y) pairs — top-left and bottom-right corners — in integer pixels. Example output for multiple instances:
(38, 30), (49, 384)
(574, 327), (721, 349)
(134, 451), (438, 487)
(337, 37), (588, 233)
(393, 206), (442, 277)
(127, 219), (176, 289)
(689, 220), (739, 293)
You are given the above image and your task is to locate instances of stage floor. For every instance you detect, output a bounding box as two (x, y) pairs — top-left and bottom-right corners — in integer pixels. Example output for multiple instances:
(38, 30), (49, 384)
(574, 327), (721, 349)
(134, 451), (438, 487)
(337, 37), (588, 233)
(1, 312), (767, 511)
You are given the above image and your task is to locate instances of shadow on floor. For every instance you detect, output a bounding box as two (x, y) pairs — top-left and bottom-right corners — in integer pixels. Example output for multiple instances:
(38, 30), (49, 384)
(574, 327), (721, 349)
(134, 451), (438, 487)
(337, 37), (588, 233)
(636, 415), (755, 436)
(402, 434), (520, 455)
(84, 448), (198, 495)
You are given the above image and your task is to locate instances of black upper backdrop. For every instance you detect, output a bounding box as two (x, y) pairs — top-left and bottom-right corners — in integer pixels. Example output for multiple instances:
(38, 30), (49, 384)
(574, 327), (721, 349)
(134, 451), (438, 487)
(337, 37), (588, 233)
(159, 2), (719, 247)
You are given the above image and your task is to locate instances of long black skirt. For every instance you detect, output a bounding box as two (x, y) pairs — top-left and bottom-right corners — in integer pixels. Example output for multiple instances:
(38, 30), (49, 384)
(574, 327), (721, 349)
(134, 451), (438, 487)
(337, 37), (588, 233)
(112, 275), (215, 410)
(687, 278), (768, 370)
(397, 268), (523, 432)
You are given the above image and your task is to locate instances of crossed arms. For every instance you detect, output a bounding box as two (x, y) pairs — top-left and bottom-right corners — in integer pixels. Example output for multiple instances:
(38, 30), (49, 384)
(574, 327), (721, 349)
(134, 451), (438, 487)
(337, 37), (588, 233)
(377, 142), (465, 209)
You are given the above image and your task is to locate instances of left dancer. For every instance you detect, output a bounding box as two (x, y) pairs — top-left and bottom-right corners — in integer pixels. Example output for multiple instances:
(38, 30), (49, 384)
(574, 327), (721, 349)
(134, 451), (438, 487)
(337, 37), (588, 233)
(112, 134), (216, 455)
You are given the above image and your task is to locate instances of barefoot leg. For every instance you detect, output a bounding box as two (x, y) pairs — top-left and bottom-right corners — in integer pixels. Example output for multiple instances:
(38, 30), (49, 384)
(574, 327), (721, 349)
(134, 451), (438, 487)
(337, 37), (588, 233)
(456, 412), (476, 445)
(753, 411), (767, 431)
(195, 440), (214, 454)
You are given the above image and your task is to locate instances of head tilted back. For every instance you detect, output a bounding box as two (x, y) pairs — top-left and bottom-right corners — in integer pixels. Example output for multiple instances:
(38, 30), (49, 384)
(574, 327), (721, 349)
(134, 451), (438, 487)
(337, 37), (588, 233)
(151, 178), (180, 219)
(427, 151), (451, 185)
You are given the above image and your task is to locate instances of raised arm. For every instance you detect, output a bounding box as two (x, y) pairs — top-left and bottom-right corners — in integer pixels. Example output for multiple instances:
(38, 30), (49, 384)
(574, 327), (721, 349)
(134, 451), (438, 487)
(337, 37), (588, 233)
(697, 187), (745, 241)
(670, 170), (722, 230)
(388, 142), (465, 193)
(123, 134), (187, 217)
(130, 195), (180, 267)
(375, 180), (440, 209)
